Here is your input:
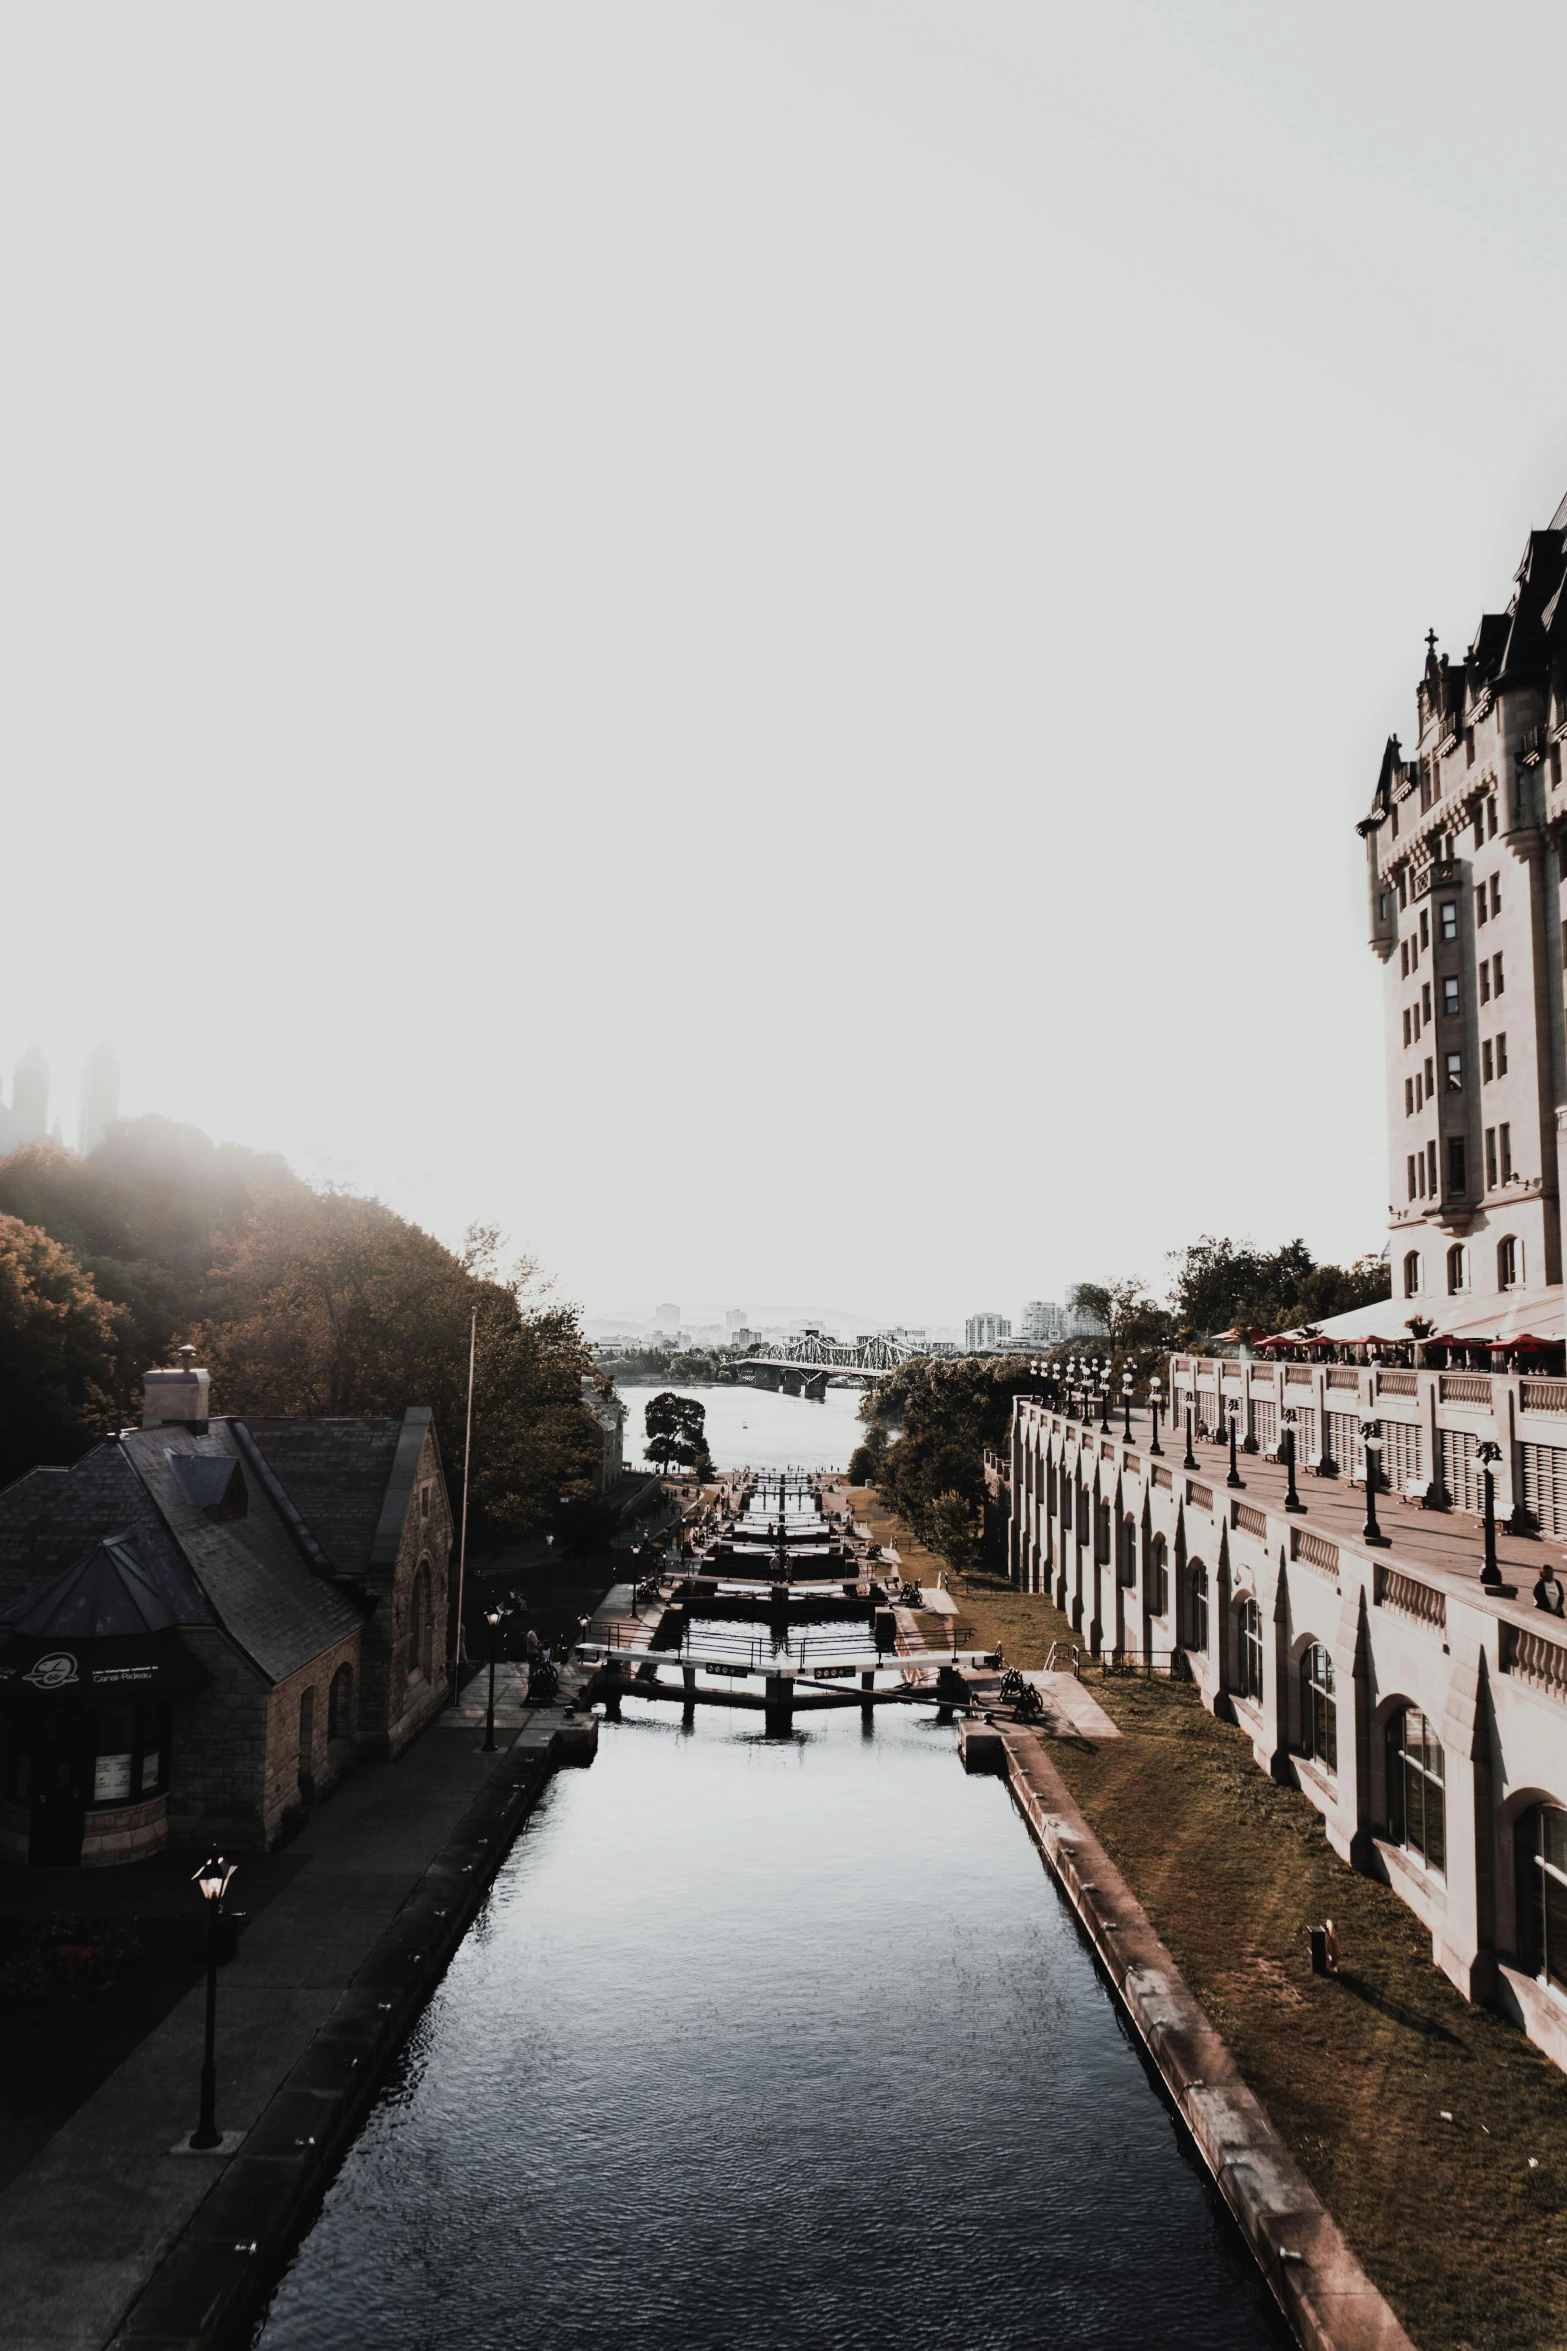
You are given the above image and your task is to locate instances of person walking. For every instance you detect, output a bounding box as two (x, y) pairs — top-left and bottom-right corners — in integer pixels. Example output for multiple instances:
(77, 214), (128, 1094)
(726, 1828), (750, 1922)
(1533, 1563), (1566, 1616)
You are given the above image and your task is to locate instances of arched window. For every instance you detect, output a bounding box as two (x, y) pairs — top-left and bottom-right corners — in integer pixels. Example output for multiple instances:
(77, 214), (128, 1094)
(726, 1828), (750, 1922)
(1236, 1597), (1264, 1702)
(1387, 1707), (1445, 1872)
(1447, 1243), (1467, 1295)
(409, 1563), (432, 1683)
(1300, 1644), (1337, 1772)
(1499, 1235), (1521, 1291)
(1188, 1562), (1209, 1654)
(1149, 1536), (1168, 1617)
(328, 1662), (355, 1742)
(1120, 1516), (1137, 1587)
(1403, 1251), (1421, 1298)
(1518, 1806), (1567, 1993)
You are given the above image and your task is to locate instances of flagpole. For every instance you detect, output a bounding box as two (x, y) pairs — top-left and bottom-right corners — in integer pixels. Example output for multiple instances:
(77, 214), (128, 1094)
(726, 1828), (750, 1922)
(451, 1304), (477, 1698)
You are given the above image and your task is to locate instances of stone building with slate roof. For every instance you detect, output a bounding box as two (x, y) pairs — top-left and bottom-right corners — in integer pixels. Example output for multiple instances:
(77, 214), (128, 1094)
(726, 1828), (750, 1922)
(0, 1353), (454, 1867)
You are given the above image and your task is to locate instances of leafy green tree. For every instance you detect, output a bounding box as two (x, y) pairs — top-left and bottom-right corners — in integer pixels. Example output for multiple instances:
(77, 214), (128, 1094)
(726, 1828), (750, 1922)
(858, 1358), (1037, 1545)
(0, 1214), (121, 1484)
(927, 1489), (980, 1574)
(643, 1391), (707, 1472)
(1167, 1235), (1387, 1338)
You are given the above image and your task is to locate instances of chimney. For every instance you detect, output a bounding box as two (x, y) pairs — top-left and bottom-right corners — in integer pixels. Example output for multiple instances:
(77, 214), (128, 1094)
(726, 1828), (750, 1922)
(142, 1345), (211, 1432)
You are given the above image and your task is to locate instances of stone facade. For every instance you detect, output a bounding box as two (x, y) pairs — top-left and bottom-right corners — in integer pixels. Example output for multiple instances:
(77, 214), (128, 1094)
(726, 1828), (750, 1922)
(1008, 1381), (1567, 2075)
(1361, 496), (1567, 1333)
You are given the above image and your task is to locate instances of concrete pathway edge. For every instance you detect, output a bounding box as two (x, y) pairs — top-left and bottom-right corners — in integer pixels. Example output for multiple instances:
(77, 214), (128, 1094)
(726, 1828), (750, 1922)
(1000, 1730), (1419, 2351)
(104, 1719), (590, 2351)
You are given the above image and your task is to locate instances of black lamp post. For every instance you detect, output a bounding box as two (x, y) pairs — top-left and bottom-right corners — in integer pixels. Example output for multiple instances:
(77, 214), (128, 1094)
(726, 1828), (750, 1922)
(1478, 1439), (1503, 1584)
(1098, 1359), (1113, 1435)
(1360, 1419), (1389, 1547)
(1121, 1371), (1134, 1443)
(1183, 1399), (1198, 1471)
(483, 1600), (512, 1752)
(189, 1853), (237, 2150)
(1226, 1402), (1245, 1490)
(1281, 1407), (1305, 1513)
(1148, 1375), (1163, 1457)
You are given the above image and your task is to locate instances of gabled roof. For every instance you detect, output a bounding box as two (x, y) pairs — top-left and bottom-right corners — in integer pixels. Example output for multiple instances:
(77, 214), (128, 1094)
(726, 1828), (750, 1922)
(238, 1417), (412, 1575)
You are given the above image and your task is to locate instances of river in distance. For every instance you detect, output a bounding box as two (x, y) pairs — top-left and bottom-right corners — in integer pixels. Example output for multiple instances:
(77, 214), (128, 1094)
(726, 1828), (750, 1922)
(621, 1381), (866, 1473)
(254, 1702), (1287, 2351)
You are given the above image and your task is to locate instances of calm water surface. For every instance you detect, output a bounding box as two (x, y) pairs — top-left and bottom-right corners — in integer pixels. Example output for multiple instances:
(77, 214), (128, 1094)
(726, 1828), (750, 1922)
(255, 1705), (1284, 2351)
(622, 1381), (865, 1472)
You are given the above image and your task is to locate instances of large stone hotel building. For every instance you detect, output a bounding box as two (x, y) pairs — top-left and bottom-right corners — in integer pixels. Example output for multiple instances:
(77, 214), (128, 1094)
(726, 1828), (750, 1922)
(1001, 492), (1567, 2076)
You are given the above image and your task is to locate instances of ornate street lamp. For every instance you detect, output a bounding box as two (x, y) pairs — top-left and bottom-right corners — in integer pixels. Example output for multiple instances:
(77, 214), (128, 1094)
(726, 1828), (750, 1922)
(1478, 1439), (1503, 1584)
(1099, 1362), (1113, 1435)
(1121, 1370), (1134, 1443)
(1281, 1406), (1306, 1514)
(1226, 1400), (1245, 1490)
(1183, 1393), (1198, 1471)
(1360, 1419), (1390, 1548)
(1148, 1375), (1163, 1457)
(188, 1853), (238, 2151)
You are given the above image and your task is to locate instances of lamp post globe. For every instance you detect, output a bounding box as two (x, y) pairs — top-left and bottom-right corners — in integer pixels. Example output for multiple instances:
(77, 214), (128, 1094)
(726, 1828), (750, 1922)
(1281, 1406), (1305, 1513)
(1478, 1439), (1503, 1583)
(1148, 1375), (1163, 1457)
(1360, 1419), (1390, 1547)
(1226, 1401), (1245, 1490)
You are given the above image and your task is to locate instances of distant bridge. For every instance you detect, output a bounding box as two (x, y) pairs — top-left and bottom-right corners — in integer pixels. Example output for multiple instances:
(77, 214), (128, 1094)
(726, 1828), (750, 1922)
(734, 1332), (932, 1398)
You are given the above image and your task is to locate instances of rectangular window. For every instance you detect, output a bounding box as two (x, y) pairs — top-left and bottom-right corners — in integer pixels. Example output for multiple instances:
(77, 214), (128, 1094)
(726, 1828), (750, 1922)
(1443, 976), (1460, 1016)
(1447, 1136), (1467, 1193)
(1440, 900), (1458, 940)
(1465, 726), (1475, 766)
(1398, 871), (1408, 908)
(1403, 1006), (1413, 1046)
(1445, 1052), (1463, 1090)
(1490, 874), (1501, 918)
(1405, 1077), (1414, 1115)
(1494, 951), (1504, 996)
(1480, 960), (1491, 1004)
(1420, 908), (1430, 949)
(1424, 1056), (1434, 1098)
(1428, 1139), (1439, 1196)
(1501, 1123), (1513, 1181)
(1422, 981), (1432, 1022)
(1382, 1421), (1425, 1490)
(1497, 1031), (1508, 1076)
(1486, 1126), (1498, 1188)
(1327, 1411), (1363, 1479)
(1483, 1039), (1494, 1082)
(1522, 1444), (1567, 1536)
(1415, 1072), (1424, 1109)
(1477, 884), (1488, 925)
(1407, 1154), (1418, 1202)
(1401, 939), (1410, 977)
(1488, 795), (1498, 837)
(1417, 1150), (1427, 1197)
(1474, 807), (1486, 849)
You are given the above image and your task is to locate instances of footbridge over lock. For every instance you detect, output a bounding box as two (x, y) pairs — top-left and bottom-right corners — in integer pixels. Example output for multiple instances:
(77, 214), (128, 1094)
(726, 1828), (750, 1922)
(734, 1331), (927, 1399)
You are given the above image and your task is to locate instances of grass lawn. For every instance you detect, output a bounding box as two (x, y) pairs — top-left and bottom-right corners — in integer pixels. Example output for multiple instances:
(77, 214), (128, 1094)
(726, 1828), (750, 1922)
(846, 1487), (1567, 2351)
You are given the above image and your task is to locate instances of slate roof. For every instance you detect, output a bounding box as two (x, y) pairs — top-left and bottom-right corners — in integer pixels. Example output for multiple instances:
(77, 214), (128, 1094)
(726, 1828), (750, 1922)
(11, 1530), (181, 1639)
(239, 1419), (407, 1576)
(0, 1411), (423, 1686)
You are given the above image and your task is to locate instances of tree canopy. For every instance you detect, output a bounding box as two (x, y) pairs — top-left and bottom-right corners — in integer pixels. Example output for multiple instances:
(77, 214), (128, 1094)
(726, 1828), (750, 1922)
(643, 1391), (710, 1473)
(0, 1214), (120, 1487)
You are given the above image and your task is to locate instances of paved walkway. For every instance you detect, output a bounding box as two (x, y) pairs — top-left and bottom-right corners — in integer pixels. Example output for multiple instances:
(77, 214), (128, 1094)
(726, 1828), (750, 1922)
(1080, 1403), (1553, 1599)
(0, 1670), (573, 2351)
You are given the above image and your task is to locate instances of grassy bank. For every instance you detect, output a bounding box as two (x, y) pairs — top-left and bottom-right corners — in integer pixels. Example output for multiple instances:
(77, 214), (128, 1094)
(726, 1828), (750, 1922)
(847, 1486), (1567, 2351)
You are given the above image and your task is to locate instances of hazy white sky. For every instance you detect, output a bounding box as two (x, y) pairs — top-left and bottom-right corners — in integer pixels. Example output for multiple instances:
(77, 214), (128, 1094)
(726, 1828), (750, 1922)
(4, 3), (1566, 1329)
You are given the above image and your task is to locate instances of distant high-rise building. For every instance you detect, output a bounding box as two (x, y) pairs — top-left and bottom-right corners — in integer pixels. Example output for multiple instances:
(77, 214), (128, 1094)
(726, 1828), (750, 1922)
(965, 1312), (1011, 1351)
(11, 1045), (48, 1143)
(655, 1302), (680, 1333)
(725, 1307), (747, 1334)
(1021, 1300), (1065, 1342)
(78, 1042), (120, 1157)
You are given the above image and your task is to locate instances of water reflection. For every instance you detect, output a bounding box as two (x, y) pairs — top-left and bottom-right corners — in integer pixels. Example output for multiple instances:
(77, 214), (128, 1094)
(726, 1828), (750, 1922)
(255, 1706), (1285, 2351)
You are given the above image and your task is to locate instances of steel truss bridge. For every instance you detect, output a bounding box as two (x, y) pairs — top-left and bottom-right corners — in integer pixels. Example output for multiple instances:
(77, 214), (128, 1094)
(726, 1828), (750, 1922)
(733, 1333), (933, 1395)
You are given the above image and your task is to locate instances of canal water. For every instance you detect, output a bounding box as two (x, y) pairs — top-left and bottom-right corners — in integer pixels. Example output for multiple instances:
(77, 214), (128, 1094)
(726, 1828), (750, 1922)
(621, 1381), (866, 1473)
(254, 1705), (1285, 2351)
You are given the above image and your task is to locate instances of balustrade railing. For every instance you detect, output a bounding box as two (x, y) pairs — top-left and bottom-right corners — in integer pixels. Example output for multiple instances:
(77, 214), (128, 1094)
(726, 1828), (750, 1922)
(1285, 1366), (1313, 1387)
(1522, 1379), (1567, 1415)
(1440, 1374), (1493, 1405)
(1327, 1368), (1361, 1391)
(1374, 1563), (1446, 1632)
(1378, 1369), (1418, 1397)
(1291, 1527), (1340, 1578)
(1501, 1621), (1567, 1703)
(1232, 1501), (1268, 1538)
(1187, 1480), (1214, 1511)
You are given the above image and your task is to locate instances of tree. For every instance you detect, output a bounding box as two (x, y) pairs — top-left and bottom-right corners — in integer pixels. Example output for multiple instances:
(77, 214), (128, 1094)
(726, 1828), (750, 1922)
(858, 1358), (1037, 1546)
(927, 1489), (980, 1575)
(0, 1215), (121, 1484)
(1168, 1235), (1388, 1339)
(193, 1205), (599, 1549)
(643, 1391), (707, 1473)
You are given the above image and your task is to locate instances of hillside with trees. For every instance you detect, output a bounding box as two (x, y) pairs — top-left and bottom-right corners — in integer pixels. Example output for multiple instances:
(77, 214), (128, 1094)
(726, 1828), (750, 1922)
(0, 1118), (600, 1545)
